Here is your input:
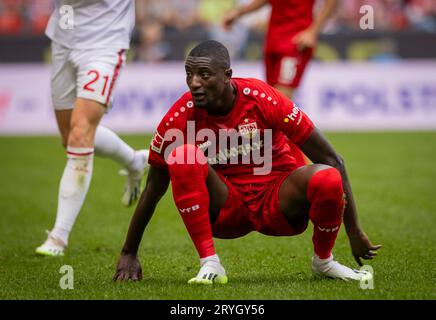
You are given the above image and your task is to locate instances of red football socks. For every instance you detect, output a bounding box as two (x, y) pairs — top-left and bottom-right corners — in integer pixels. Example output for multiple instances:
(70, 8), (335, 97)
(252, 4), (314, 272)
(307, 168), (345, 259)
(167, 144), (216, 259)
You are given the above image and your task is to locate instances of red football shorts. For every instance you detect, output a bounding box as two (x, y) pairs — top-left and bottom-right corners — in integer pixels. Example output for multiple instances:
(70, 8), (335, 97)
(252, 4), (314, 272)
(212, 173), (309, 239)
(264, 47), (313, 89)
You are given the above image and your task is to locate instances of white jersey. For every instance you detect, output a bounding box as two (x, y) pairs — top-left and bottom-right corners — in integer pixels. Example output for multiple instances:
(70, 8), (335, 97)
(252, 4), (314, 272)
(45, 0), (135, 50)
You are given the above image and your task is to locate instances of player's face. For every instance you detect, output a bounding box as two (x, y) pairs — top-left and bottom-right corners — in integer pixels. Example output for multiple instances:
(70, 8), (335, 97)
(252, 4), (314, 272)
(185, 56), (230, 111)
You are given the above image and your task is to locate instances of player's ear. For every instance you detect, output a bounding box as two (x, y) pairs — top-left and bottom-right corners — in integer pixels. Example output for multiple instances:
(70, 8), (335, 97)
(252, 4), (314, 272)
(224, 68), (232, 82)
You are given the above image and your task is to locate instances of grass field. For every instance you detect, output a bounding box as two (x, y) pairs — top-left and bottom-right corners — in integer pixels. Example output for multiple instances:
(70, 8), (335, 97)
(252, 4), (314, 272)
(0, 132), (435, 300)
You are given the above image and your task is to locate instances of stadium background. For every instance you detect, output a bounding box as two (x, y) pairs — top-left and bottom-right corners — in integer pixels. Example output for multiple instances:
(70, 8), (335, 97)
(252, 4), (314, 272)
(0, 0), (435, 300)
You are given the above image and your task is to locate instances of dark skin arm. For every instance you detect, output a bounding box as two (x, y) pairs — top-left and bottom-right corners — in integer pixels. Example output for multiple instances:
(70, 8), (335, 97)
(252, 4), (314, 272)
(300, 128), (382, 266)
(113, 165), (170, 281)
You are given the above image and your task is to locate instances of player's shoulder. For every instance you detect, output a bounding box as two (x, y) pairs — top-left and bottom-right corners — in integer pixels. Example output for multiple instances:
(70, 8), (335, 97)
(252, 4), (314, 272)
(232, 77), (282, 109)
(158, 91), (195, 131)
(151, 91), (194, 155)
(232, 77), (271, 92)
(233, 77), (278, 97)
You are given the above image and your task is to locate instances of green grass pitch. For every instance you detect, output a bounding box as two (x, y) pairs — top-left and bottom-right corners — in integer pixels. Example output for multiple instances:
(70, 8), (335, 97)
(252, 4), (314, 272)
(0, 132), (435, 299)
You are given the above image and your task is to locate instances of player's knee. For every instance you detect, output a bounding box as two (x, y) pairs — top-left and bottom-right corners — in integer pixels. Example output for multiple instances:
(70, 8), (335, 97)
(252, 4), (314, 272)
(308, 167), (344, 205)
(167, 144), (208, 179)
(68, 120), (93, 147)
(308, 167), (345, 224)
(68, 127), (87, 147)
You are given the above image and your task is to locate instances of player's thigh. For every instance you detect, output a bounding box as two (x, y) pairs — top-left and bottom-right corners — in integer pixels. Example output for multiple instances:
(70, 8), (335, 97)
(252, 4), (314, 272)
(70, 98), (106, 132)
(73, 48), (126, 108)
(279, 164), (332, 224)
(205, 167), (229, 222)
(68, 98), (106, 147)
(50, 42), (76, 111)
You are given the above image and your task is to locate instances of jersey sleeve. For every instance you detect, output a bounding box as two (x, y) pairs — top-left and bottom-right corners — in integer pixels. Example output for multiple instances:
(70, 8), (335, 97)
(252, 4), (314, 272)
(254, 80), (314, 146)
(148, 93), (192, 169)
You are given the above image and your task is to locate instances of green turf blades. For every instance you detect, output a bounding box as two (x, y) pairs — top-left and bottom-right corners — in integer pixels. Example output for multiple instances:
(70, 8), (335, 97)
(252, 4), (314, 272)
(1, 133), (435, 299)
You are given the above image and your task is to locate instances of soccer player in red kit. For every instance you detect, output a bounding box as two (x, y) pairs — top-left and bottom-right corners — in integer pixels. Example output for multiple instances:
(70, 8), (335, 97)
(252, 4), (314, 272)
(223, 0), (338, 166)
(113, 41), (380, 284)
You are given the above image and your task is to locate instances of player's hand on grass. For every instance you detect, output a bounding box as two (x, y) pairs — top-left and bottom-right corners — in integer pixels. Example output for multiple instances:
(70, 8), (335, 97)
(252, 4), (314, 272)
(292, 27), (317, 51)
(113, 253), (143, 281)
(348, 229), (382, 266)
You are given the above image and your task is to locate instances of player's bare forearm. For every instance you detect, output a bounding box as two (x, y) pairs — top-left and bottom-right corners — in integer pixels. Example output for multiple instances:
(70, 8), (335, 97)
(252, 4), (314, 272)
(237, 0), (268, 16)
(224, 0), (268, 27)
(311, 0), (338, 34)
(121, 165), (170, 255)
(334, 163), (361, 235)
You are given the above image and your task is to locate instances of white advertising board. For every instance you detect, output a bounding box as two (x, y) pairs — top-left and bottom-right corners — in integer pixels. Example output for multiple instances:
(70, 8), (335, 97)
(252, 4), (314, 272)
(0, 61), (435, 135)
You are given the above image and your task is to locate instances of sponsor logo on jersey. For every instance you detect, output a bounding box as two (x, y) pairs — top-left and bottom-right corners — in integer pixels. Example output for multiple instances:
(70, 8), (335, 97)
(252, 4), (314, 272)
(197, 140), (212, 151)
(284, 104), (303, 124)
(209, 140), (264, 165)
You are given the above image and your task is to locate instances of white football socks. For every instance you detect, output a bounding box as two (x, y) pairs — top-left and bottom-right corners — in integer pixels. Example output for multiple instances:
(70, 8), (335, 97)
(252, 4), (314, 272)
(50, 147), (94, 245)
(94, 126), (139, 171)
(49, 127), (145, 246)
(200, 254), (221, 267)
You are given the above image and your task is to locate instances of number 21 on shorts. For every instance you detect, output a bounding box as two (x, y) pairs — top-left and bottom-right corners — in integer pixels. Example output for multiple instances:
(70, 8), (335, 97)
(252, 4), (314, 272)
(83, 70), (111, 97)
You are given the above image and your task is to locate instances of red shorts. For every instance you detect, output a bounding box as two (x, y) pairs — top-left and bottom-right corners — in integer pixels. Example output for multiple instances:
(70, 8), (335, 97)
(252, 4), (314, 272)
(264, 47), (313, 89)
(212, 173), (309, 239)
(286, 138), (309, 168)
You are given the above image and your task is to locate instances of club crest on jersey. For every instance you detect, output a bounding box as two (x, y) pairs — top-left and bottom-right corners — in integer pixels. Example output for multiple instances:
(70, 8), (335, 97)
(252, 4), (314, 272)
(238, 119), (258, 139)
(151, 130), (164, 153)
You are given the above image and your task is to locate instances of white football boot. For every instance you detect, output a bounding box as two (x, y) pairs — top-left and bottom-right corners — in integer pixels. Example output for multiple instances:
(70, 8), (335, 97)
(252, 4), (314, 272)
(188, 257), (228, 285)
(35, 231), (66, 257)
(120, 149), (149, 207)
(312, 254), (372, 281)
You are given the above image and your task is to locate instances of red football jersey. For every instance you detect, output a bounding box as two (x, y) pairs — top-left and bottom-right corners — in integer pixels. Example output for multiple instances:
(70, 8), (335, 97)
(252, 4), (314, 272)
(148, 78), (314, 187)
(265, 0), (315, 54)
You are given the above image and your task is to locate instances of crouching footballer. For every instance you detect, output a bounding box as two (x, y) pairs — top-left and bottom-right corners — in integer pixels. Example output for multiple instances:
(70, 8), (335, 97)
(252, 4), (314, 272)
(113, 40), (381, 284)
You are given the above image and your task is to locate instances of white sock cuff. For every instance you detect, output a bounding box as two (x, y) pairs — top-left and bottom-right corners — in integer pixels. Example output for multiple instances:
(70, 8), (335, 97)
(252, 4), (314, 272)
(313, 253), (333, 264)
(200, 254), (220, 266)
(66, 146), (94, 159)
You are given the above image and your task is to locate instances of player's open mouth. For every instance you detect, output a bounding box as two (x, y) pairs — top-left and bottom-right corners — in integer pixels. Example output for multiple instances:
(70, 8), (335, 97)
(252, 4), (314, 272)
(193, 93), (206, 101)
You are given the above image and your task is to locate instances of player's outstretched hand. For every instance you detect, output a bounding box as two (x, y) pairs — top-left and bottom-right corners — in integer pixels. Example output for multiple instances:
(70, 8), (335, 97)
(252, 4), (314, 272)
(113, 253), (143, 281)
(222, 10), (239, 30)
(292, 27), (317, 51)
(348, 229), (382, 266)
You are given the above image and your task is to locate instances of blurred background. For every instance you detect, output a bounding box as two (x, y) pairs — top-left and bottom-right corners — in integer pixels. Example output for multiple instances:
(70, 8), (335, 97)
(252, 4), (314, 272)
(0, 0), (435, 133)
(1, 0), (436, 62)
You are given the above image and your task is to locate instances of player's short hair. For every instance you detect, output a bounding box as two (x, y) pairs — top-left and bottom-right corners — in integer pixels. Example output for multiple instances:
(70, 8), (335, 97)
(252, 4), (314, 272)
(187, 40), (231, 69)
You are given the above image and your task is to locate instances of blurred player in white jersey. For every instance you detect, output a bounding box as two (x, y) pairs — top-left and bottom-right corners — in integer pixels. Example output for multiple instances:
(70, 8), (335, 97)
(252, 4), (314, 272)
(36, 0), (149, 257)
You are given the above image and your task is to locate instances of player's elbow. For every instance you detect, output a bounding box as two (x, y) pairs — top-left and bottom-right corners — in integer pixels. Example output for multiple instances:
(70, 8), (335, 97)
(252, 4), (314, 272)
(327, 154), (345, 174)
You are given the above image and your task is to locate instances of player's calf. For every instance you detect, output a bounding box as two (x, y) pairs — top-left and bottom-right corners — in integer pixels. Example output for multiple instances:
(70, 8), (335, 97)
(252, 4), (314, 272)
(307, 167), (345, 259)
(168, 144), (216, 259)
